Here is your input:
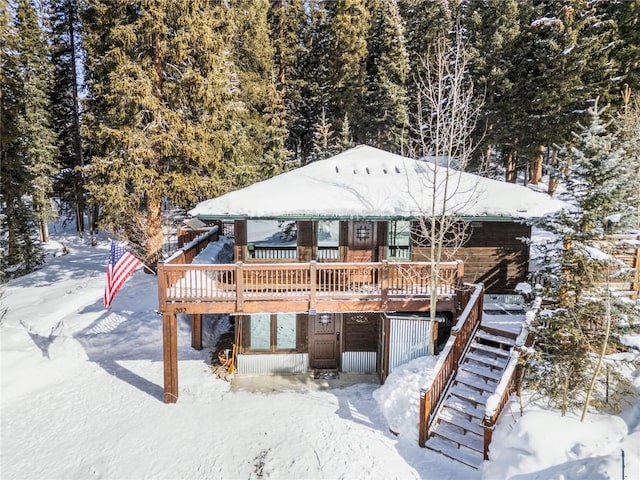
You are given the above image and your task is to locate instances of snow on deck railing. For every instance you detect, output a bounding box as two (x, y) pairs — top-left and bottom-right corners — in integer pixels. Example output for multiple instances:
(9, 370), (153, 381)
(164, 225), (219, 265)
(484, 350), (520, 421)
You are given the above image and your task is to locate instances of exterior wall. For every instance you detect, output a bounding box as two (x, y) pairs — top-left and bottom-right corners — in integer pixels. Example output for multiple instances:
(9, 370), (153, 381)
(412, 221), (531, 293)
(387, 315), (434, 372)
(237, 353), (309, 374)
(342, 352), (377, 373)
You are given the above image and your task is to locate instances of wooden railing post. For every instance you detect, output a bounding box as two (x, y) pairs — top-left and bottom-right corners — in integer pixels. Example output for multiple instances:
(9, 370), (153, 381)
(163, 312), (178, 403)
(309, 261), (317, 310)
(191, 313), (203, 350)
(419, 388), (431, 447)
(483, 423), (494, 460)
(381, 260), (389, 310)
(157, 261), (167, 307)
(236, 261), (244, 312)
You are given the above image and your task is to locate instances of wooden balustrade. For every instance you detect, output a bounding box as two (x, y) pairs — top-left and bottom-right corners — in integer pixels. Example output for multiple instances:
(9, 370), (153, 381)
(158, 260), (463, 314)
(418, 283), (485, 447)
(482, 350), (521, 460)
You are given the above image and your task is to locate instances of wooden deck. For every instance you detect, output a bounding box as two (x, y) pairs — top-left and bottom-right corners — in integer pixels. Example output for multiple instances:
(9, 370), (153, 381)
(157, 259), (465, 315)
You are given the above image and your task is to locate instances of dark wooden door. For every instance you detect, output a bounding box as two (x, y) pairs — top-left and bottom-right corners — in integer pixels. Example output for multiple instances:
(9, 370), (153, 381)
(346, 221), (376, 263)
(308, 314), (341, 369)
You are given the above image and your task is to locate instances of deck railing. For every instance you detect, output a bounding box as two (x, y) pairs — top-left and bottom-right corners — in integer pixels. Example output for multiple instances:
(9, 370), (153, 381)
(418, 282), (485, 447)
(158, 259), (464, 308)
(482, 350), (521, 460)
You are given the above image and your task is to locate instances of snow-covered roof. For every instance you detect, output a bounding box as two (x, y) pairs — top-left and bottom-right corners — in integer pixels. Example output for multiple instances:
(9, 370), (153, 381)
(189, 145), (565, 220)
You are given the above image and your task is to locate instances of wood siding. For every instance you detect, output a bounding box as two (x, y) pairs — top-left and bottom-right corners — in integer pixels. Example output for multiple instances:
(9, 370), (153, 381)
(412, 221), (530, 293)
(343, 313), (379, 352)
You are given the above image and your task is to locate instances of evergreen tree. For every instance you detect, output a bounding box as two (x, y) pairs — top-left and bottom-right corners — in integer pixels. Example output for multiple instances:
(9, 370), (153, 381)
(267, 0), (307, 160)
(228, 0), (290, 185)
(1, 0), (53, 277)
(82, 1), (260, 262)
(528, 102), (637, 415)
(15, 0), (58, 244)
(310, 107), (337, 162)
(463, 0), (521, 172)
(297, 1), (332, 163)
(49, 0), (86, 234)
(363, 0), (409, 151)
(612, 0), (640, 95)
(399, 0), (460, 124)
(327, 0), (370, 144)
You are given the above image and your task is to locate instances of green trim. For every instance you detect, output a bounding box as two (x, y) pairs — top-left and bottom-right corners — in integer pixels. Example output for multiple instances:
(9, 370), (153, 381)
(195, 214), (519, 222)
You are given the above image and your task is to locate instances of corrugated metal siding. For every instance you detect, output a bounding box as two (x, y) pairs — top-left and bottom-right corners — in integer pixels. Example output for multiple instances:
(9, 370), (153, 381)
(388, 317), (432, 372)
(342, 351), (377, 373)
(484, 293), (525, 305)
(237, 353), (309, 374)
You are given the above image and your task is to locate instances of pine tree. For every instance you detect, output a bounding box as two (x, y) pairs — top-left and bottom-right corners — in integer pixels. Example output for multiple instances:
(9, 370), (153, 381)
(268, 0), (307, 160)
(297, 1), (332, 163)
(1, 0), (53, 277)
(463, 0), (521, 171)
(400, 0), (460, 125)
(49, 0), (86, 234)
(310, 107), (336, 162)
(15, 0), (58, 244)
(612, 0), (640, 96)
(363, 0), (409, 151)
(327, 0), (370, 144)
(528, 101), (637, 415)
(228, 0), (290, 185)
(82, 1), (249, 262)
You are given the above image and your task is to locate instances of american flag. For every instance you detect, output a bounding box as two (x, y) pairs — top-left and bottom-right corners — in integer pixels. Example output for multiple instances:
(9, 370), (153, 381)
(104, 241), (142, 308)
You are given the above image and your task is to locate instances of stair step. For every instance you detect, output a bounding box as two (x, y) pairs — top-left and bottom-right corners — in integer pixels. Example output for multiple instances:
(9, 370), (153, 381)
(425, 436), (482, 469)
(479, 324), (520, 340)
(443, 397), (485, 420)
(449, 385), (491, 406)
(455, 370), (498, 393)
(438, 409), (485, 436)
(464, 351), (509, 370)
(431, 422), (484, 453)
(459, 363), (503, 382)
(475, 329), (517, 347)
(470, 341), (511, 358)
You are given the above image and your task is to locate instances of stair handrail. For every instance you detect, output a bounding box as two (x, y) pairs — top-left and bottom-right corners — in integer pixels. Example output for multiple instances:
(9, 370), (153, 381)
(419, 282), (485, 447)
(481, 349), (521, 460)
(481, 295), (541, 460)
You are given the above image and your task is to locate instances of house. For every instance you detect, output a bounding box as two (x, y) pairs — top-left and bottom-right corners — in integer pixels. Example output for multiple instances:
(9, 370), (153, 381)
(157, 145), (564, 404)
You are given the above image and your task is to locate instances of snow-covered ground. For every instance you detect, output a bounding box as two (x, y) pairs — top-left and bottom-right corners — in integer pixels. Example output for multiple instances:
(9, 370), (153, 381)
(1, 224), (639, 479)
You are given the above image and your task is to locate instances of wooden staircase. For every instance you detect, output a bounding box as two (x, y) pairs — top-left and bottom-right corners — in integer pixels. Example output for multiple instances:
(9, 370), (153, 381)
(424, 325), (519, 469)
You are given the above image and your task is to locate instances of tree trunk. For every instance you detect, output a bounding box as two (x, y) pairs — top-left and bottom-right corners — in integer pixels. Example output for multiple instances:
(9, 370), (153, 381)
(6, 198), (17, 264)
(505, 146), (517, 183)
(530, 144), (544, 185)
(548, 148), (560, 196)
(39, 215), (49, 244)
(145, 197), (164, 268)
(68, 0), (85, 235)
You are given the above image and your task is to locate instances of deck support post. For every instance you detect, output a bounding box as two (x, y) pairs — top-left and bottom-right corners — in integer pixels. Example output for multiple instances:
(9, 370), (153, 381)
(162, 312), (179, 403)
(418, 388), (431, 447)
(191, 313), (203, 350)
(483, 423), (494, 460)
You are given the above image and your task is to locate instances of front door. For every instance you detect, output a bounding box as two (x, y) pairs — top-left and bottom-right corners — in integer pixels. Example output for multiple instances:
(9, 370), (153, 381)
(308, 313), (341, 369)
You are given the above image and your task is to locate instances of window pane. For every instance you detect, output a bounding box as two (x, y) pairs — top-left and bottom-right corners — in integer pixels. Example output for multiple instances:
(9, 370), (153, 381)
(276, 313), (296, 350)
(247, 220), (297, 260)
(249, 314), (271, 350)
(388, 221), (411, 259)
